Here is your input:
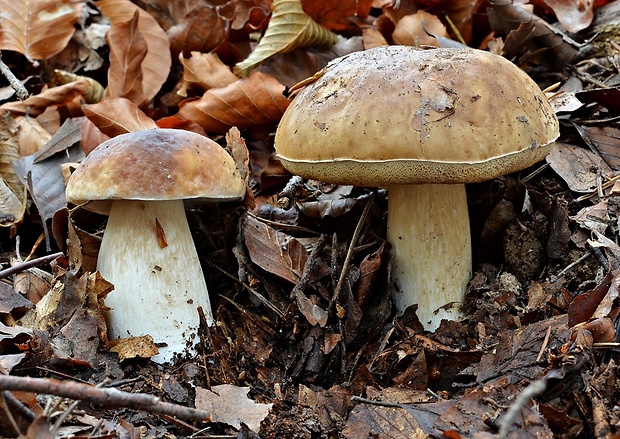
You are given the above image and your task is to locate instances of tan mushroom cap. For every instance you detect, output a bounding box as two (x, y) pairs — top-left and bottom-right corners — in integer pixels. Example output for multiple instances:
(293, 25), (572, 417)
(66, 129), (246, 210)
(275, 46), (560, 186)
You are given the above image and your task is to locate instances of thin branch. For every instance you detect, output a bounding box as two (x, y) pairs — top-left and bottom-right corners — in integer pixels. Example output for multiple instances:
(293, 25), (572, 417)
(0, 52), (29, 101)
(0, 252), (64, 279)
(498, 379), (547, 439)
(330, 192), (375, 307)
(0, 375), (213, 422)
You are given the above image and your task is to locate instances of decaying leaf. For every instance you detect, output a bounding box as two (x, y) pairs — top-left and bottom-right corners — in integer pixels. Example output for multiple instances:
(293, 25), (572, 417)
(177, 71), (290, 133)
(234, 0), (338, 77)
(242, 214), (308, 284)
(108, 335), (159, 361)
(97, 0), (172, 105)
(195, 384), (273, 431)
(0, 0), (82, 61)
(83, 97), (158, 137)
(13, 120), (84, 246)
(546, 142), (613, 193)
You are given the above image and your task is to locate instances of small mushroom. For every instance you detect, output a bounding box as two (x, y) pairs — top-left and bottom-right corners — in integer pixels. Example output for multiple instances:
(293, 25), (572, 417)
(274, 46), (559, 330)
(66, 129), (246, 362)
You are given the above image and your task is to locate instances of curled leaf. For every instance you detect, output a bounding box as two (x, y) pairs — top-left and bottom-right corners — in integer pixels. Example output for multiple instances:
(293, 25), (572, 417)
(177, 71), (290, 133)
(234, 0), (338, 77)
(53, 70), (104, 104)
(97, 0), (172, 104)
(177, 52), (238, 97)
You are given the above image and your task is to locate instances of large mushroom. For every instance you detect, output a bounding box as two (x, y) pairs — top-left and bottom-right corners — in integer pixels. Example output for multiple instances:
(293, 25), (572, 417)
(66, 129), (246, 362)
(274, 46), (559, 330)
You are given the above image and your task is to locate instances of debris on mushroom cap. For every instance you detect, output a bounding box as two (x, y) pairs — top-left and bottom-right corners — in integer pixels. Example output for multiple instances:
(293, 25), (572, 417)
(275, 46), (560, 186)
(66, 129), (247, 207)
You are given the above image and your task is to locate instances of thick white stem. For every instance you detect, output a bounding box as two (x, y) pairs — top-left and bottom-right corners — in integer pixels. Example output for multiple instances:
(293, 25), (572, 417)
(98, 199), (212, 363)
(387, 184), (471, 331)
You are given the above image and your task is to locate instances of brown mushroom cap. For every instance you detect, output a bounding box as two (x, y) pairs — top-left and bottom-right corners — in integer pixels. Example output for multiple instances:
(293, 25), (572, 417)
(66, 129), (246, 208)
(275, 46), (560, 186)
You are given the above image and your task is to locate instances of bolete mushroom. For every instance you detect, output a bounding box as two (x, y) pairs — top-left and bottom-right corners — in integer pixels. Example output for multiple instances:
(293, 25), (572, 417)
(66, 129), (246, 362)
(274, 46), (559, 330)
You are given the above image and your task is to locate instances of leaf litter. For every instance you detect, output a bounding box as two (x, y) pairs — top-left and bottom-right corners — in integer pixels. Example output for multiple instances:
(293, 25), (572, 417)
(0, 0), (619, 438)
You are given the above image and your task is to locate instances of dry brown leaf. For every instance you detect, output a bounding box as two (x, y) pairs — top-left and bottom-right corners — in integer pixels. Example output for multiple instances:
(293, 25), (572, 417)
(581, 125), (620, 171)
(83, 97), (158, 138)
(195, 384), (273, 432)
(546, 142), (613, 193)
(79, 118), (111, 155)
(234, 0), (338, 77)
(14, 115), (52, 157)
(392, 11), (449, 47)
(242, 214), (308, 283)
(108, 335), (159, 361)
(177, 71), (290, 133)
(96, 0), (172, 104)
(544, 0), (595, 33)
(303, 0), (373, 31)
(0, 80), (92, 117)
(105, 10), (148, 106)
(167, 4), (227, 59)
(0, 0), (82, 61)
(53, 70), (104, 104)
(177, 52), (238, 97)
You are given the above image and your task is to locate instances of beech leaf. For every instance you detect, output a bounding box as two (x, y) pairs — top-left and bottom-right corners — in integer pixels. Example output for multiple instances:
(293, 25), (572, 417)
(544, 0), (595, 33)
(177, 52), (238, 97)
(177, 71), (290, 133)
(105, 10), (148, 106)
(0, 80), (92, 117)
(234, 0), (338, 77)
(96, 0), (172, 104)
(83, 98), (158, 138)
(0, 0), (82, 61)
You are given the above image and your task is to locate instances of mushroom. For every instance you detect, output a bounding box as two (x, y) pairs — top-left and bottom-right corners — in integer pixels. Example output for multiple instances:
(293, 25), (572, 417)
(66, 129), (246, 362)
(274, 46), (559, 330)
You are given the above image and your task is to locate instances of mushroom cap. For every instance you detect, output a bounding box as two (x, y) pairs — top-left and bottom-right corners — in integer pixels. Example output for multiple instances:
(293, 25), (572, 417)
(66, 129), (246, 209)
(275, 46), (560, 186)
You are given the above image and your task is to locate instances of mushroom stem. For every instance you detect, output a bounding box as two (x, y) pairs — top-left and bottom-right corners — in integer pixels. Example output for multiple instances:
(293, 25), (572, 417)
(387, 184), (471, 330)
(97, 199), (212, 363)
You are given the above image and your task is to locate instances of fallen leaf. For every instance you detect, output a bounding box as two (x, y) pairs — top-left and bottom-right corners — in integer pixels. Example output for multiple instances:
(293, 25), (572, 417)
(0, 80), (92, 117)
(105, 10), (148, 107)
(392, 11), (449, 47)
(108, 335), (159, 361)
(0, 282), (33, 317)
(167, 4), (227, 59)
(544, 0), (595, 33)
(0, 0), (82, 61)
(177, 52), (238, 97)
(97, 0), (172, 105)
(546, 142), (613, 193)
(177, 71), (290, 133)
(14, 115), (52, 157)
(234, 0), (338, 77)
(195, 384), (273, 432)
(242, 214), (308, 284)
(83, 97), (158, 137)
(303, 0), (373, 31)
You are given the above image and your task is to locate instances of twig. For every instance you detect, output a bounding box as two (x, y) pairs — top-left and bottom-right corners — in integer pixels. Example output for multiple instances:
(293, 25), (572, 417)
(290, 234), (329, 301)
(551, 251), (591, 282)
(0, 51), (29, 101)
(0, 375), (213, 422)
(351, 395), (407, 409)
(498, 379), (547, 439)
(330, 192), (375, 308)
(0, 252), (64, 279)
(277, 175), (303, 210)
